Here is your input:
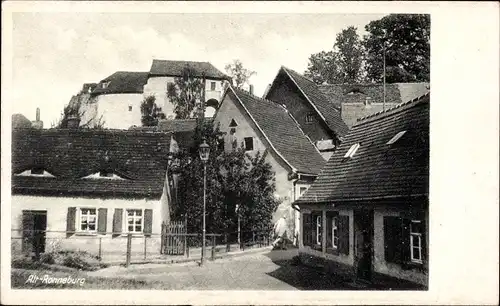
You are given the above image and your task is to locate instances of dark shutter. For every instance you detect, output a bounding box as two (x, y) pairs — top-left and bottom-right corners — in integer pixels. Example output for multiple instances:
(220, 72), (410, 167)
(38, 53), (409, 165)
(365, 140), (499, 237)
(421, 218), (427, 264)
(66, 207), (76, 237)
(97, 208), (107, 234)
(144, 209), (153, 237)
(338, 214), (350, 255)
(302, 213), (312, 247)
(401, 218), (411, 263)
(326, 214), (333, 249)
(112, 208), (123, 237)
(384, 216), (402, 263)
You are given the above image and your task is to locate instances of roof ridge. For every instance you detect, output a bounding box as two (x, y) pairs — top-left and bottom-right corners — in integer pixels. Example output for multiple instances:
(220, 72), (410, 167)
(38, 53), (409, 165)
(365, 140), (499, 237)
(355, 91), (430, 125)
(281, 66), (316, 84)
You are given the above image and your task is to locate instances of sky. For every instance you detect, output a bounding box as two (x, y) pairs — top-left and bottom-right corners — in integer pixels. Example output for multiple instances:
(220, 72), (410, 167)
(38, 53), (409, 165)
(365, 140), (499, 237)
(10, 12), (387, 126)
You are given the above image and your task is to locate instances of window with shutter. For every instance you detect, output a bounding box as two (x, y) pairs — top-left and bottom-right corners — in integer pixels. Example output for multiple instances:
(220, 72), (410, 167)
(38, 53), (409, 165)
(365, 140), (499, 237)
(337, 215), (350, 255)
(97, 208), (107, 234)
(66, 207), (76, 237)
(112, 208), (123, 237)
(326, 211), (339, 254)
(302, 213), (312, 247)
(311, 211), (322, 250)
(144, 209), (153, 237)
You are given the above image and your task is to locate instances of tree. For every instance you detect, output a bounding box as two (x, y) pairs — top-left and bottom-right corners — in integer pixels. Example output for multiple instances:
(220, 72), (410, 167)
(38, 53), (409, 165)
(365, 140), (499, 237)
(171, 119), (279, 241)
(363, 14), (430, 83)
(304, 26), (364, 84)
(140, 95), (166, 126)
(55, 97), (105, 129)
(224, 59), (256, 88)
(166, 65), (205, 119)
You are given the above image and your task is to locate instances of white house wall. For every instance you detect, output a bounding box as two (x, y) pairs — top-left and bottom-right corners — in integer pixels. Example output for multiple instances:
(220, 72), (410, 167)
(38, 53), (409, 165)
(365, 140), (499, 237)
(214, 93), (297, 235)
(11, 195), (163, 256)
(144, 76), (225, 119)
(92, 94), (145, 129)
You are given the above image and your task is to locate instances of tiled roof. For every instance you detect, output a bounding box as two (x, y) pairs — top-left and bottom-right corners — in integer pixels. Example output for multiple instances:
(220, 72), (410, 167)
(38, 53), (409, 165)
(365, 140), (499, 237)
(12, 114), (32, 129)
(227, 86), (326, 175)
(158, 119), (198, 132)
(296, 93), (429, 204)
(280, 67), (349, 137)
(149, 59), (230, 80)
(318, 82), (430, 106)
(91, 71), (149, 95)
(11, 129), (175, 198)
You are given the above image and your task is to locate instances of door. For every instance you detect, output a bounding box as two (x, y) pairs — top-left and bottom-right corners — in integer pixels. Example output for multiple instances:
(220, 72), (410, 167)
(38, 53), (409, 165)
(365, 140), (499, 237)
(354, 209), (374, 282)
(22, 210), (47, 256)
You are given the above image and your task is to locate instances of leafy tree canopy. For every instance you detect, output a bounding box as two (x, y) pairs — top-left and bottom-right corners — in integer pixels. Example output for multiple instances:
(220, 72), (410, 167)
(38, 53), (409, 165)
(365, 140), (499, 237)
(305, 26), (364, 84)
(54, 96), (105, 129)
(171, 119), (279, 237)
(363, 14), (430, 83)
(140, 95), (166, 127)
(225, 59), (256, 89)
(166, 66), (205, 119)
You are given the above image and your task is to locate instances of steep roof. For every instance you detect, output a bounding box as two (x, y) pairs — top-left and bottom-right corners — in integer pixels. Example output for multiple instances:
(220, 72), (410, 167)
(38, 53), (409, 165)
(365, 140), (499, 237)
(91, 71), (149, 96)
(149, 59), (230, 80)
(296, 93), (429, 204)
(12, 113), (32, 129)
(225, 86), (326, 175)
(11, 129), (175, 198)
(278, 67), (350, 137)
(318, 82), (430, 107)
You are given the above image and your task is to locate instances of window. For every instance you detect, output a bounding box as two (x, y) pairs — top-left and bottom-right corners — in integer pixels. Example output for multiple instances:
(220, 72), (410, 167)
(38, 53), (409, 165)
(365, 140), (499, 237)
(331, 217), (339, 249)
(128, 105), (133, 112)
(244, 137), (254, 151)
(30, 167), (44, 175)
(102, 81), (110, 89)
(299, 187), (307, 196)
(229, 119), (238, 127)
(343, 143), (360, 158)
(79, 208), (97, 232)
(126, 209), (143, 233)
(99, 171), (114, 178)
(410, 220), (423, 263)
(316, 215), (322, 245)
(210, 82), (216, 91)
(305, 113), (314, 123)
(386, 130), (407, 144)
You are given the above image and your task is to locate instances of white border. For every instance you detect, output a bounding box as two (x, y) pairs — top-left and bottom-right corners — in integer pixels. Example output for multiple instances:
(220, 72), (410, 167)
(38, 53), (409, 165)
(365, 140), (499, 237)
(2, 1), (499, 305)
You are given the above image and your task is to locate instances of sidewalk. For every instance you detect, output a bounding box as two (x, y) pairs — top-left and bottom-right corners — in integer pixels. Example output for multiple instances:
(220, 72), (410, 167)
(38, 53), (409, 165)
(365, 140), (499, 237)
(99, 244), (273, 266)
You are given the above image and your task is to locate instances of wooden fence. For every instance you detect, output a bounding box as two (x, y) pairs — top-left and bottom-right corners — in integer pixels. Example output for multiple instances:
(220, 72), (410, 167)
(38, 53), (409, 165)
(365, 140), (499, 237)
(161, 221), (186, 255)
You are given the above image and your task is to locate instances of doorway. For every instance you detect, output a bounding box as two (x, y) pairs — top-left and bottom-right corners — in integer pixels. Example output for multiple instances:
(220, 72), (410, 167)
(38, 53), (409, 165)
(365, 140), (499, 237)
(354, 209), (374, 282)
(22, 210), (47, 256)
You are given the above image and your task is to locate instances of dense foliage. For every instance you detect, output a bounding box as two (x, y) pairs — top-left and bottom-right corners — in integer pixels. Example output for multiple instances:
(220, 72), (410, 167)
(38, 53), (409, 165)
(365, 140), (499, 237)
(140, 95), (166, 126)
(166, 66), (205, 119)
(304, 14), (430, 84)
(171, 119), (279, 237)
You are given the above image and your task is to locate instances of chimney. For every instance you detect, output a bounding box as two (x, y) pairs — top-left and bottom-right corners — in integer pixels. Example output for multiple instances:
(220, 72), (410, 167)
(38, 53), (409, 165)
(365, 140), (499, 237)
(31, 107), (44, 129)
(249, 84), (254, 95)
(66, 115), (80, 129)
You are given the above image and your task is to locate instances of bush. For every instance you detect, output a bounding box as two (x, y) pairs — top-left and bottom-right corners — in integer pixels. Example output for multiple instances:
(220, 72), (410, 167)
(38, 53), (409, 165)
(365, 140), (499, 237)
(39, 253), (55, 264)
(13, 250), (105, 271)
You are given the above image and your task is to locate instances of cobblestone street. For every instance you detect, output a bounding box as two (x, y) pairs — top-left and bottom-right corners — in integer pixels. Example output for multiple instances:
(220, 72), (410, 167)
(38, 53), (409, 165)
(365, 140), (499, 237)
(87, 248), (360, 290)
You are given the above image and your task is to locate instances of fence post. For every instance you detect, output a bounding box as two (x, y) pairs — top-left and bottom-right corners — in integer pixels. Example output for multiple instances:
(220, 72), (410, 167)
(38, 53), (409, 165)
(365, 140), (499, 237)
(143, 236), (147, 261)
(184, 215), (188, 256)
(225, 233), (230, 253)
(211, 235), (216, 261)
(125, 233), (132, 267)
(99, 237), (102, 261)
(252, 231), (255, 248)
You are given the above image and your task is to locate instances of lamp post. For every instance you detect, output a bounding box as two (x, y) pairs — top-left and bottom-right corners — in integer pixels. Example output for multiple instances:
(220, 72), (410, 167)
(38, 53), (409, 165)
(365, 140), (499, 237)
(235, 204), (241, 246)
(199, 139), (210, 265)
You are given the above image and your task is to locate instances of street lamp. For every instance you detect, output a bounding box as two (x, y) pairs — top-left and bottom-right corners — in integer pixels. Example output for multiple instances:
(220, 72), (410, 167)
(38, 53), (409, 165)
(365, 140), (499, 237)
(199, 139), (210, 265)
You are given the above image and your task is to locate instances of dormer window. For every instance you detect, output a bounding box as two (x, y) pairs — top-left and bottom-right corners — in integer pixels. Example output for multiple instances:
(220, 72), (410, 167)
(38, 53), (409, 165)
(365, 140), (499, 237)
(15, 168), (55, 177)
(82, 171), (126, 180)
(102, 81), (110, 89)
(344, 143), (360, 158)
(229, 119), (238, 127)
(386, 131), (407, 145)
(305, 113), (314, 123)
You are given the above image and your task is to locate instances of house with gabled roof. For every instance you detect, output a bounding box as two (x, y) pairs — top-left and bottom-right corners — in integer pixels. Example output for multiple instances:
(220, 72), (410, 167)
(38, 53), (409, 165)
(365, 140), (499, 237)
(76, 60), (230, 130)
(294, 93), (429, 288)
(11, 128), (187, 258)
(214, 85), (327, 240)
(264, 66), (349, 160)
